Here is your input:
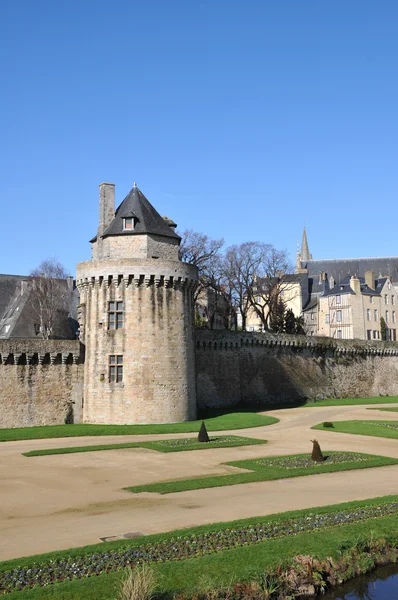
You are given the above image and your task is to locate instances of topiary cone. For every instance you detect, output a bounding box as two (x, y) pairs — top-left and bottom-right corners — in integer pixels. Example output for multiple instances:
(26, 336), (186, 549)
(198, 421), (210, 443)
(311, 439), (324, 462)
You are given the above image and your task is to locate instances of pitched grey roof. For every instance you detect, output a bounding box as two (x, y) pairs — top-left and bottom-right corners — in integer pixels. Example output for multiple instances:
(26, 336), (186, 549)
(300, 257), (398, 283)
(302, 296), (318, 312)
(323, 275), (387, 298)
(100, 185), (180, 241)
(0, 275), (79, 339)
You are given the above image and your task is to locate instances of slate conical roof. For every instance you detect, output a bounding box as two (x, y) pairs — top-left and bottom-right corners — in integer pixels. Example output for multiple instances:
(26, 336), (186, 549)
(300, 227), (312, 262)
(101, 184), (180, 241)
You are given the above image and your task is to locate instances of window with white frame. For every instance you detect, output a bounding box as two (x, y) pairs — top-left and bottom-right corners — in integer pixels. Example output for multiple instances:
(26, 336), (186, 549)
(386, 310), (389, 323)
(367, 308), (370, 321)
(325, 314), (329, 324)
(336, 310), (342, 322)
(393, 311), (396, 324)
(336, 295), (341, 304)
(123, 217), (134, 231)
(374, 309), (378, 321)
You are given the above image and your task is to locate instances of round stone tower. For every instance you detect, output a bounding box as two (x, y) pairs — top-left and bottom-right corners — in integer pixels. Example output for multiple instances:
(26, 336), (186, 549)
(76, 182), (198, 424)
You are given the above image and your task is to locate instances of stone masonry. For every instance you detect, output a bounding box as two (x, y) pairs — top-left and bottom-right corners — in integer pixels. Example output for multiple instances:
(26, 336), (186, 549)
(196, 330), (398, 408)
(0, 339), (83, 428)
(76, 183), (198, 424)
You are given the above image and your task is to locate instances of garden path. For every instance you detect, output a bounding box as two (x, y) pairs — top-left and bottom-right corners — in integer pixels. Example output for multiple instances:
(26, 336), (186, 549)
(1, 403), (397, 561)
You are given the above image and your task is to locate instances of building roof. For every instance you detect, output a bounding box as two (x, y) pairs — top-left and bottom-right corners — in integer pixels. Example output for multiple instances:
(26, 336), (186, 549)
(323, 275), (388, 298)
(0, 274), (79, 339)
(254, 272), (307, 292)
(99, 184), (180, 241)
(300, 257), (398, 283)
(302, 296), (318, 312)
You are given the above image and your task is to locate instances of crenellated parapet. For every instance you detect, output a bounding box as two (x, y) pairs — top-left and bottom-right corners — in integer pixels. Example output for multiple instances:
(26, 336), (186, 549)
(76, 258), (197, 292)
(0, 340), (82, 366)
(195, 330), (398, 357)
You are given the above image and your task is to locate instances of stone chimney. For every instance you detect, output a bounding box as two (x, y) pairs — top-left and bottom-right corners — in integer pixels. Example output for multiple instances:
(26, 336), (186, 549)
(350, 276), (361, 294)
(98, 183), (115, 238)
(66, 276), (74, 292)
(365, 270), (375, 290)
(163, 216), (177, 230)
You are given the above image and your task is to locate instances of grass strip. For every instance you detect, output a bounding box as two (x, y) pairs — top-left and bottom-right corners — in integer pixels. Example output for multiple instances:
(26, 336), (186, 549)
(0, 412), (278, 443)
(368, 407), (398, 413)
(126, 451), (398, 494)
(313, 420), (398, 439)
(305, 396), (398, 407)
(22, 435), (266, 457)
(2, 497), (398, 597)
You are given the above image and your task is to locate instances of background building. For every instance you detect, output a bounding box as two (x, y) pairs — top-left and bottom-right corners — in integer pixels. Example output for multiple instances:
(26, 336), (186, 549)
(298, 229), (398, 340)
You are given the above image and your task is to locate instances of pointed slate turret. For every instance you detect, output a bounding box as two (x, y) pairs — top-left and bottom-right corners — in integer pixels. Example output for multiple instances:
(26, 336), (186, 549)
(101, 184), (180, 241)
(300, 227), (312, 263)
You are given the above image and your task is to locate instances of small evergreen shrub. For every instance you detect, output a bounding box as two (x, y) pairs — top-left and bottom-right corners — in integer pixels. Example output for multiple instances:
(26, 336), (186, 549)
(198, 421), (210, 443)
(323, 422), (334, 428)
(311, 439), (324, 462)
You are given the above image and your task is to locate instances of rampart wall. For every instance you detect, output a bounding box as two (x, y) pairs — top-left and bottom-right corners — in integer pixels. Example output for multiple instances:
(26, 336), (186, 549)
(0, 340), (83, 428)
(2, 332), (398, 428)
(195, 331), (398, 408)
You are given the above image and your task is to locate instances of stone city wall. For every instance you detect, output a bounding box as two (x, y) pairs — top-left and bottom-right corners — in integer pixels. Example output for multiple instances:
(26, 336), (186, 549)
(195, 331), (398, 408)
(2, 331), (398, 429)
(0, 340), (83, 428)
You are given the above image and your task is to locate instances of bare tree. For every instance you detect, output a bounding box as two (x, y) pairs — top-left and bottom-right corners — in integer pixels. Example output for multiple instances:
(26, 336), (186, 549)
(179, 230), (224, 274)
(179, 230), (228, 328)
(223, 242), (268, 331)
(248, 247), (296, 331)
(29, 258), (70, 339)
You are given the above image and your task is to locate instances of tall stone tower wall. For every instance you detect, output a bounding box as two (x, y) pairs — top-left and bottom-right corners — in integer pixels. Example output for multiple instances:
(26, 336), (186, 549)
(77, 258), (197, 424)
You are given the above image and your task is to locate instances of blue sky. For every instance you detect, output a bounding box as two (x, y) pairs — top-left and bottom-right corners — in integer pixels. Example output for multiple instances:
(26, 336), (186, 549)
(1, 1), (398, 275)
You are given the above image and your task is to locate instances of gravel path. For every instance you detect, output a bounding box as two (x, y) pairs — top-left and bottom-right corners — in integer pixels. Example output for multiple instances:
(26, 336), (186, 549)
(1, 403), (397, 561)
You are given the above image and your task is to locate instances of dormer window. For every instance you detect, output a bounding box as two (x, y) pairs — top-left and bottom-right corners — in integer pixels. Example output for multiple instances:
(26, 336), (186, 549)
(123, 217), (134, 231)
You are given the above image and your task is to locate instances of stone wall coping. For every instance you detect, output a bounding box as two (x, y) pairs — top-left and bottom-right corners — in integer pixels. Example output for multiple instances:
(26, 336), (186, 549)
(195, 330), (398, 356)
(0, 340), (83, 364)
(76, 258), (198, 281)
(0, 339), (81, 353)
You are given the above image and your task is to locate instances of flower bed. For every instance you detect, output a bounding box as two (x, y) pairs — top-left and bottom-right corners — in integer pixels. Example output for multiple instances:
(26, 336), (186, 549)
(1, 502), (398, 594)
(154, 436), (242, 448)
(371, 422), (398, 430)
(255, 452), (370, 469)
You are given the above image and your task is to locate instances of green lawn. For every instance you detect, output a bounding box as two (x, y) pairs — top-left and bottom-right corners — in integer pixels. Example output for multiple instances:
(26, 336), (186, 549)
(2, 496), (398, 599)
(313, 419), (398, 439)
(125, 451), (398, 494)
(305, 396), (398, 407)
(368, 407), (398, 413)
(0, 412), (278, 443)
(23, 435), (266, 457)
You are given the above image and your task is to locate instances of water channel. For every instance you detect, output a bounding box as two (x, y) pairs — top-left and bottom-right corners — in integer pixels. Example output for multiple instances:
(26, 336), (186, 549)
(319, 563), (398, 599)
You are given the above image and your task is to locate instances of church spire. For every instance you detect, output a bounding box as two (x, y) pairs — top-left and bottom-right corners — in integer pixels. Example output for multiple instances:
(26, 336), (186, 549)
(300, 227), (312, 262)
